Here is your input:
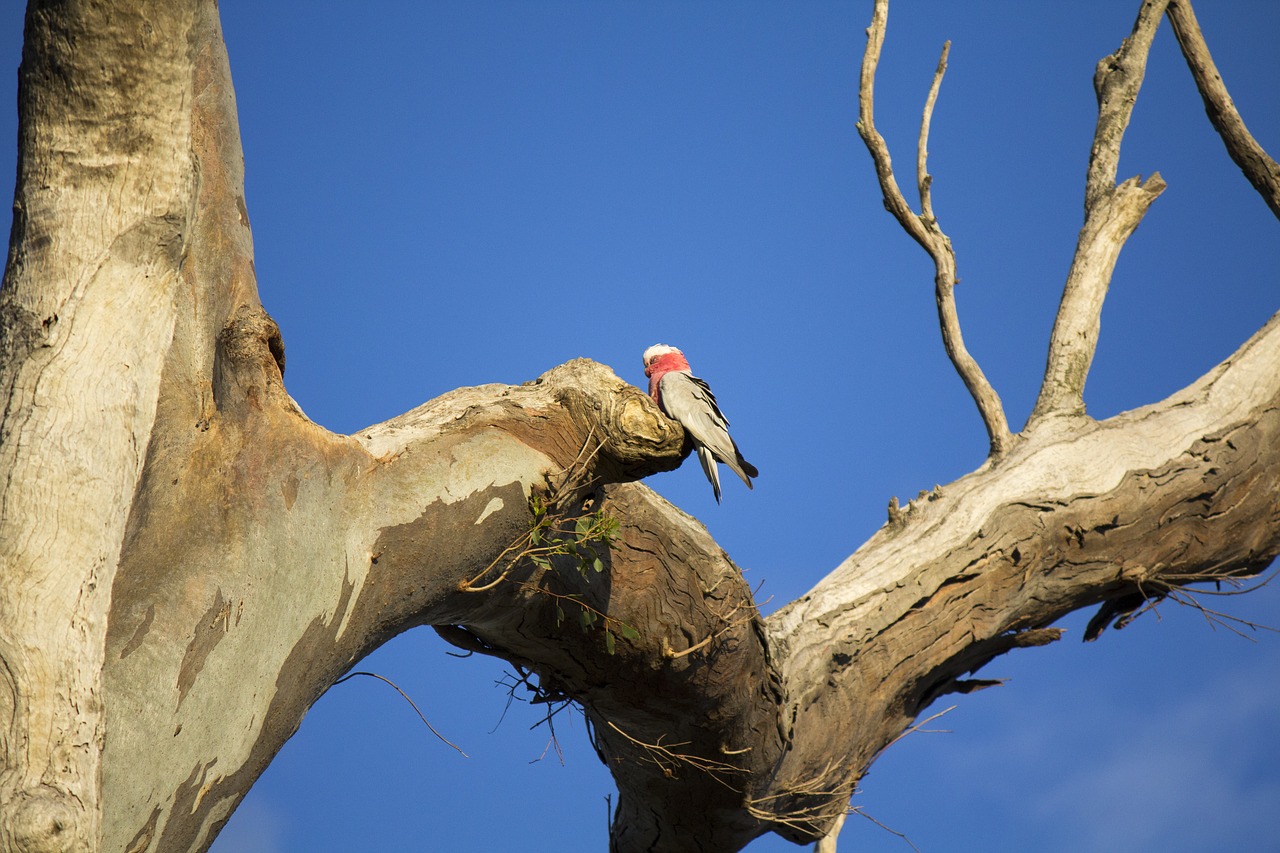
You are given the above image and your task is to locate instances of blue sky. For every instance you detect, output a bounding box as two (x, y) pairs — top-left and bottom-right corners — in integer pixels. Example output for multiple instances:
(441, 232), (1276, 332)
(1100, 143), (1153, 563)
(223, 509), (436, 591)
(2, 2), (1278, 851)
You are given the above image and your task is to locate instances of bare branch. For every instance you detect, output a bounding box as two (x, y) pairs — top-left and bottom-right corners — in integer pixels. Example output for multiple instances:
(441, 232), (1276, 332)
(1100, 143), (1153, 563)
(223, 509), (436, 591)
(856, 1), (924, 247)
(1166, 0), (1280, 220)
(848, 808), (921, 853)
(1030, 0), (1170, 424)
(332, 671), (470, 757)
(1083, 1), (1171, 207)
(857, 0), (1012, 457)
(917, 41), (950, 224)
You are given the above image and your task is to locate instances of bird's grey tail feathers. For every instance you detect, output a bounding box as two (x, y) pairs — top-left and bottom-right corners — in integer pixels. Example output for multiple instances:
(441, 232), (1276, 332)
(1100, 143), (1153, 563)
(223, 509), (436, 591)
(697, 446), (724, 503)
(699, 445), (758, 503)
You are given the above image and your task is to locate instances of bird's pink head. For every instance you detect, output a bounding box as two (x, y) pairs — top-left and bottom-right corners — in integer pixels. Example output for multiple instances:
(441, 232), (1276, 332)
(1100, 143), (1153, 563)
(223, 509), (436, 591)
(642, 343), (691, 404)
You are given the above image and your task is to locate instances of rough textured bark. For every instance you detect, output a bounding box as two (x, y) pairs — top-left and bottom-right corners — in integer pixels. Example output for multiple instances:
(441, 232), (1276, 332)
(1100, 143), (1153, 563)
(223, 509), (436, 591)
(0, 1), (1275, 852)
(764, 314), (1280, 839)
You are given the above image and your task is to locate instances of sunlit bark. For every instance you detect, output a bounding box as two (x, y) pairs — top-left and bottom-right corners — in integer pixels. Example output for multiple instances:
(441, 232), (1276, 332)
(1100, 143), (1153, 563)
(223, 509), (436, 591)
(0, 2), (1274, 852)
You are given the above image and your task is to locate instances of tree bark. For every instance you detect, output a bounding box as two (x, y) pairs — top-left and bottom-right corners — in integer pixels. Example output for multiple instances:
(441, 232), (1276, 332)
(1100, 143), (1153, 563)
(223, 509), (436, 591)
(1, 3), (199, 850)
(0, 2), (1276, 852)
(0, 3), (680, 850)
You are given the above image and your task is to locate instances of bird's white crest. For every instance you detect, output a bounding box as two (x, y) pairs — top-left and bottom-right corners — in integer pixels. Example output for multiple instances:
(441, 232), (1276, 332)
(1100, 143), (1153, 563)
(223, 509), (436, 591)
(643, 343), (683, 366)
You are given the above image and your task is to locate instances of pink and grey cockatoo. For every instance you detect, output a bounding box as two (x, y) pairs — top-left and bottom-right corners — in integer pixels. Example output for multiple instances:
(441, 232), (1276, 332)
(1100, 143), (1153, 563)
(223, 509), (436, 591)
(643, 344), (758, 502)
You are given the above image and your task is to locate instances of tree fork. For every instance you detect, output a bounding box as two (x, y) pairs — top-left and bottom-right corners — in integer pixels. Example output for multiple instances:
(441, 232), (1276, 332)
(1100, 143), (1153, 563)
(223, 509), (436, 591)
(2, 1), (1279, 852)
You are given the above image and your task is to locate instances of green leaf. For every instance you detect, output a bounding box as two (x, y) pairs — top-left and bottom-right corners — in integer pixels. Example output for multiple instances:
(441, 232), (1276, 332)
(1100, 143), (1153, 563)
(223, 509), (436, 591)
(575, 516), (593, 538)
(619, 624), (640, 641)
(555, 604), (565, 626)
(604, 630), (616, 655)
(592, 556), (604, 573)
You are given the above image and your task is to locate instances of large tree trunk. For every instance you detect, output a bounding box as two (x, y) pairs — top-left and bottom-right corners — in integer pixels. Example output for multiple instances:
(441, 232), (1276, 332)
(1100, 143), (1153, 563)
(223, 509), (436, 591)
(0, 3), (200, 849)
(0, 1), (1275, 852)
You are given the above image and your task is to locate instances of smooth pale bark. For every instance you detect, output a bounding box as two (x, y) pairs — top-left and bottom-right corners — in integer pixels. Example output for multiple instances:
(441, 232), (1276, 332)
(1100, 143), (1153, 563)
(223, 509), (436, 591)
(0, 4), (196, 850)
(0, 3), (681, 850)
(104, 350), (684, 852)
(0, 1), (1276, 853)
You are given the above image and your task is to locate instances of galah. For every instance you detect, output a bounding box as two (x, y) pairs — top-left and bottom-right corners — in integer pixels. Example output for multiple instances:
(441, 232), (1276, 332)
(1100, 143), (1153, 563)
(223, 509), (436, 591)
(642, 344), (758, 502)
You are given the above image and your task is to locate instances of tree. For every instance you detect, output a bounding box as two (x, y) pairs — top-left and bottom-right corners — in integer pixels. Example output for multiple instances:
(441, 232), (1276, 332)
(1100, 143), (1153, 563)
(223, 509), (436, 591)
(0, 1), (1276, 852)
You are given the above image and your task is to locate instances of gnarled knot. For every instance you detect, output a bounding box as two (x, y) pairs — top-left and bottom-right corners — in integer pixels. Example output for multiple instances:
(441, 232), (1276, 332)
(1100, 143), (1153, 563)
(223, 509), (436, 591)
(8, 787), (81, 853)
(213, 304), (287, 409)
(539, 358), (687, 480)
(217, 304), (284, 374)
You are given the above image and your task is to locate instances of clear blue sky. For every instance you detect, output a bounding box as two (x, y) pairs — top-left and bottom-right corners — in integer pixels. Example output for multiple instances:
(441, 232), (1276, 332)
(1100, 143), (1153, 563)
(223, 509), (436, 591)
(3, 3), (1278, 851)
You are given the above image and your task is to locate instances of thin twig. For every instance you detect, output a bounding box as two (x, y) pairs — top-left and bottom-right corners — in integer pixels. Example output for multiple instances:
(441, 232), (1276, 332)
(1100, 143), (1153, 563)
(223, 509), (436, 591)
(459, 530), (535, 592)
(850, 805), (922, 853)
(515, 579), (639, 647)
(662, 592), (758, 660)
(1164, 569), (1277, 598)
(917, 41), (950, 224)
(462, 427), (613, 593)
(1095, 567), (1279, 639)
(814, 811), (847, 853)
(663, 635), (712, 660)
(604, 720), (745, 787)
(885, 704), (956, 750)
(333, 671), (469, 758)
(745, 760), (855, 833)
(1165, 585), (1279, 639)
(547, 424), (608, 507)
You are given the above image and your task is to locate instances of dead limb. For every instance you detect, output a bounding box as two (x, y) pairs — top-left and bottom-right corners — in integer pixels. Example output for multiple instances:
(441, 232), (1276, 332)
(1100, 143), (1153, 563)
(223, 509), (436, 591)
(856, 0), (1012, 458)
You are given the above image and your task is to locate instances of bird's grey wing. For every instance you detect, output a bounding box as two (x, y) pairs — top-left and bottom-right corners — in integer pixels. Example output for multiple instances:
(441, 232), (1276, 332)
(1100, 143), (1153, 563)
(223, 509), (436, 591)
(659, 372), (756, 490)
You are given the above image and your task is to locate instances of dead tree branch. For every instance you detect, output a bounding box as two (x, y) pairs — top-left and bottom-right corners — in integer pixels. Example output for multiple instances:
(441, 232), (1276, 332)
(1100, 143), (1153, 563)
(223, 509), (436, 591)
(856, 0), (1012, 458)
(1166, 0), (1280, 219)
(915, 41), (949, 226)
(1030, 0), (1170, 424)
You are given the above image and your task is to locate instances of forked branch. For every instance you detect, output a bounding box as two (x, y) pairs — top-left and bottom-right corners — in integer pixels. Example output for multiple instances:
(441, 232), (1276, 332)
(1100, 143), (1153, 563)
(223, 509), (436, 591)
(1030, 0), (1170, 423)
(856, 0), (1012, 457)
(1166, 0), (1280, 219)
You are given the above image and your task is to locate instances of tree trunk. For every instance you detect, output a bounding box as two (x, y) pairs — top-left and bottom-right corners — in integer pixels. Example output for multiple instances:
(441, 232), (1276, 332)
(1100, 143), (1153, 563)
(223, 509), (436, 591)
(0, 1), (1275, 852)
(0, 3), (200, 849)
